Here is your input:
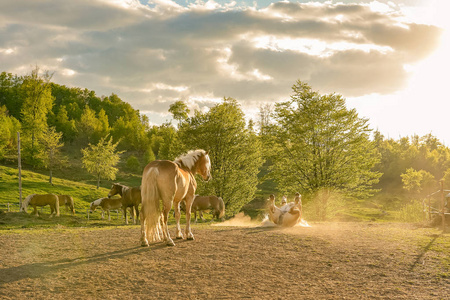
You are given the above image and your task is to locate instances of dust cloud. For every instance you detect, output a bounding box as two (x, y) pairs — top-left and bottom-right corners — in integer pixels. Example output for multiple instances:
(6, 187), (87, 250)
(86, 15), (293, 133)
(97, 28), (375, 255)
(212, 212), (311, 228)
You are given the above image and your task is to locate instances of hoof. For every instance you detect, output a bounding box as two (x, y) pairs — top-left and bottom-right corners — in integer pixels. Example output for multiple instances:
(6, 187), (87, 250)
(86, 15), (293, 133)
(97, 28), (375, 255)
(166, 239), (176, 246)
(176, 236), (183, 239)
(141, 242), (149, 247)
(187, 236), (195, 241)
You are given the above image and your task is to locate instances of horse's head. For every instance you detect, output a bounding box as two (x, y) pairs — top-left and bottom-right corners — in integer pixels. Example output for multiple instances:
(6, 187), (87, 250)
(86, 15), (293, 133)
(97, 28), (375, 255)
(197, 151), (212, 182)
(108, 183), (120, 198)
(294, 193), (302, 204)
(90, 198), (102, 212)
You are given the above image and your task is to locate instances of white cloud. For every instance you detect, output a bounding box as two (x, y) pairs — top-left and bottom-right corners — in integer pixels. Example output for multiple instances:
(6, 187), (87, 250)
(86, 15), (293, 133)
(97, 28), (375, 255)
(0, 0), (442, 128)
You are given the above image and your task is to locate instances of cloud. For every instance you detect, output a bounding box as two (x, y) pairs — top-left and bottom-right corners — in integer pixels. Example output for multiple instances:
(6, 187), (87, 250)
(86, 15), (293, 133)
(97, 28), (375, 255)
(0, 0), (442, 121)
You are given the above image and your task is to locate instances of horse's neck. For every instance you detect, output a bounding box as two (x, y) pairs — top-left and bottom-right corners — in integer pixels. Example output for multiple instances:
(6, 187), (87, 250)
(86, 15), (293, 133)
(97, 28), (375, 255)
(118, 185), (127, 196)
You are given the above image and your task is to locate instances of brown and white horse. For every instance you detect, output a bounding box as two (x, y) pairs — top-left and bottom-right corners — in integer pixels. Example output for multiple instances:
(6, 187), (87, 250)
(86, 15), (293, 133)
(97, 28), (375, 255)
(268, 193), (302, 227)
(140, 149), (211, 247)
(57, 195), (75, 215)
(108, 183), (141, 224)
(21, 194), (60, 217)
(90, 197), (123, 221)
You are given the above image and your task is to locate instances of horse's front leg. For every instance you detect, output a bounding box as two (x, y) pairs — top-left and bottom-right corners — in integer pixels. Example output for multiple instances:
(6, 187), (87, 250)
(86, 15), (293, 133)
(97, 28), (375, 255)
(123, 207), (128, 225)
(184, 196), (195, 240)
(33, 205), (38, 216)
(107, 210), (111, 221)
(174, 201), (183, 239)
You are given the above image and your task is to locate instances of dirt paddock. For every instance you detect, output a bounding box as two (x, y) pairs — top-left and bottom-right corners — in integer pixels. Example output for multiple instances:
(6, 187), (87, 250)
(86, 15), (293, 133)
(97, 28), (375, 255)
(0, 222), (448, 299)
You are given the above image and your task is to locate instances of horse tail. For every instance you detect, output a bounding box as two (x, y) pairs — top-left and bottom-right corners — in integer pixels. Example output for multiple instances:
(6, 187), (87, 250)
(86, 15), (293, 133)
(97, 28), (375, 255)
(21, 194), (36, 212)
(141, 167), (162, 242)
(53, 194), (60, 217)
(218, 197), (225, 219)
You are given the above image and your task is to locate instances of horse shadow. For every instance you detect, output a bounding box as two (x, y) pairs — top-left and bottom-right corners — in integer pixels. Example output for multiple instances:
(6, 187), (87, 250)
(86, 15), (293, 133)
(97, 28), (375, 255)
(0, 243), (165, 285)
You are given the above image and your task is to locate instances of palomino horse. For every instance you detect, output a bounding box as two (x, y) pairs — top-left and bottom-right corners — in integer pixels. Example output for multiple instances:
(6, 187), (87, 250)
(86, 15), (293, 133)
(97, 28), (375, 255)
(90, 197), (123, 221)
(267, 193), (302, 227)
(181, 195), (225, 222)
(108, 183), (141, 224)
(140, 149), (211, 247)
(57, 195), (75, 215)
(21, 194), (60, 217)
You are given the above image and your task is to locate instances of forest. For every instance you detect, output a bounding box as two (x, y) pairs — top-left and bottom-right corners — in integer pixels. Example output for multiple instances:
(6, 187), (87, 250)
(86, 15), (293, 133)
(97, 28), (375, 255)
(1, 67), (450, 220)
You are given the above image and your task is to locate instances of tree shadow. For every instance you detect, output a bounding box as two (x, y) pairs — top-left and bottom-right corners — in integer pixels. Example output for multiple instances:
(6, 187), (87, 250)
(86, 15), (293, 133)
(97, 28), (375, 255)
(0, 243), (165, 285)
(409, 233), (440, 271)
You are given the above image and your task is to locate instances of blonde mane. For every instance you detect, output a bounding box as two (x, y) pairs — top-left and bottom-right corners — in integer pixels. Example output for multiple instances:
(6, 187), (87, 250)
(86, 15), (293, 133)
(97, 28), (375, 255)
(21, 194), (36, 210)
(174, 150), (207, 170)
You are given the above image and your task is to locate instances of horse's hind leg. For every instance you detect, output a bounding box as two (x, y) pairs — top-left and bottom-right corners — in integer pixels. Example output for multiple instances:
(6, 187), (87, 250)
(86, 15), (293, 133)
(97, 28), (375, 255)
(173, 201), (183, 239)
(162, 200), (175, 246)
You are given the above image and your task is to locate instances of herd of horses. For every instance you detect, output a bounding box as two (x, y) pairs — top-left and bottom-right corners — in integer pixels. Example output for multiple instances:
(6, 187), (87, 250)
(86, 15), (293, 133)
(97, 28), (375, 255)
(20, 149), (303, 247)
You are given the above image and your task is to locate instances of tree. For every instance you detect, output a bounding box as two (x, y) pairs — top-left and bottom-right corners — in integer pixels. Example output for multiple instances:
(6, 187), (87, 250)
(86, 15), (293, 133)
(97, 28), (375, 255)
(81, 135), (123, 189)
(20, 66), (54, 165)
(271, 80), (381, 200)
(0, 105), (20, 159)
(179, 98), (264, 215)
(40, 126), (66, 185)
(401, 168), (436, 198)
(169, 100), (190, 124)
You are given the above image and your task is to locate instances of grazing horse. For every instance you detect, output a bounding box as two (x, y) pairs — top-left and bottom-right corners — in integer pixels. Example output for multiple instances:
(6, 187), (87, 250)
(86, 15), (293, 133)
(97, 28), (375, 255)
(57, 195), (75, 215)
(267, 193), (302, 227)
(140, 149), (211, 247)
(21, 194), (60, 217)
(90, 197), (123, 221)
(108, 183), (141, 224)
(181, 195), (225, 222)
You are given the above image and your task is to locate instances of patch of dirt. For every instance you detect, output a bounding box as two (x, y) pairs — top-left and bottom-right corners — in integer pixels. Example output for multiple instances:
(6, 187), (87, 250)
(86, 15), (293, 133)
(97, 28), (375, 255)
(0, 222), (448, 299)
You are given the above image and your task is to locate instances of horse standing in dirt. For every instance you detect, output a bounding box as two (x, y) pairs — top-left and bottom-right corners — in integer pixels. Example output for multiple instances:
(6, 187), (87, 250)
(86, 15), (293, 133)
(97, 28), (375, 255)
(267, 193), (302, 227)
(108, 183), (141, 224)
(181, 195), (225, 222)
(21, 194), (60, 217)
(140, 149), (211, 247)
(57, 195), (75, 215)
(90, 197), (123, 221)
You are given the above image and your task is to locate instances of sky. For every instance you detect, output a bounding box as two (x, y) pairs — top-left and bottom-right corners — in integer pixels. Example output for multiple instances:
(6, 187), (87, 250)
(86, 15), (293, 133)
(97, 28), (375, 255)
(0, 0), (449, 143)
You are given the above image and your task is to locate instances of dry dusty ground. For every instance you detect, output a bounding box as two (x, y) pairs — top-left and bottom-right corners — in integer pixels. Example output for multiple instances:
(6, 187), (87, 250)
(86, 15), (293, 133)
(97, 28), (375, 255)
(0, 221), (449, 299)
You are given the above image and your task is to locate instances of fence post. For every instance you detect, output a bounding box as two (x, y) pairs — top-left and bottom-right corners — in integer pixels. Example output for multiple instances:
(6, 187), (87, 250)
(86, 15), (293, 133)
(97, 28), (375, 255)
(440, 180), (446, 232)
(17, 132), (22, 209)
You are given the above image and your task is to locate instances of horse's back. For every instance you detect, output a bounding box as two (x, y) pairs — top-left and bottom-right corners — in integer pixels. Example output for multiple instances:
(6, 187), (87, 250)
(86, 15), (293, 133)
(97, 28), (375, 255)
(102, 197), (122, 210)
(33, 194), (58, 204)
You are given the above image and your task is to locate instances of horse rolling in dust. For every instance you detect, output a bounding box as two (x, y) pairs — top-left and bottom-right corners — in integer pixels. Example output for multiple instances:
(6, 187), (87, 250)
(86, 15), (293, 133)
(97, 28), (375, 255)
(21, 194), (60, 217)
(140, 149), (211, 247)
(108, 183), (141, 224)
(268, 193), (302, 227)
(90, 197), (123, 221)
(57, 195), (75, 215)
(181, 195), (225, 222)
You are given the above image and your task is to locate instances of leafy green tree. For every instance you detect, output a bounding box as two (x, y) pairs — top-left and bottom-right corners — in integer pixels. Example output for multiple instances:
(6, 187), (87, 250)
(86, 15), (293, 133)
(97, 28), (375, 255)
(271, 80), (381, 200)
(40, 126), (66, 185)
(81, 135), (123, 188)
(179, 98), (264, 215)
(54, 105), (77, 142)
(169, 100), (190, 124)
(0, 106), (20, 159)
(401, 168), (436, 198)
(20, 66), (54, 166)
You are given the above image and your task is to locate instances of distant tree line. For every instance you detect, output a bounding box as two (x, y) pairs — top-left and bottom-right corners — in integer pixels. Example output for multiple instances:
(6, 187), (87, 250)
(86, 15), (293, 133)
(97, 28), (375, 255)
(2, 68), (450, 217)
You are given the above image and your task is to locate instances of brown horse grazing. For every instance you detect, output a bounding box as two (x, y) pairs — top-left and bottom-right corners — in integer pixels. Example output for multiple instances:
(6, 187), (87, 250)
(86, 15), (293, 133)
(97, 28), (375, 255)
(108, 183), (141, 225)
(181, 195), (225, 222)
(90, 197), (123, 221)
(140, 149), (211, 247)
(57, 195), (75, 215)
(21, 194), (60, 217)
